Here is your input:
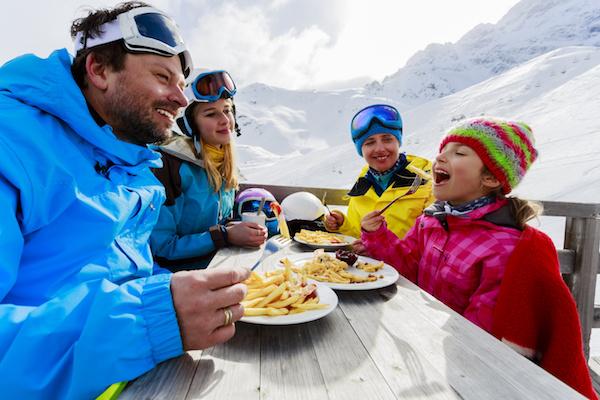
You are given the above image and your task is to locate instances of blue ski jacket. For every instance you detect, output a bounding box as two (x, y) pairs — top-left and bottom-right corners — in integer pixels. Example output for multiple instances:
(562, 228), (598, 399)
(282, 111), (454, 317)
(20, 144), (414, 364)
(0, 49), (183, 399)
(150, 137), (234, 270)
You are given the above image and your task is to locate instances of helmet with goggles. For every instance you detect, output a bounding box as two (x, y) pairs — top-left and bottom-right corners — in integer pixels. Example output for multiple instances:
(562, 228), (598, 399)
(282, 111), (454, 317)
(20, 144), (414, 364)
(176, 70), (238, 137)
(350, 104), (403, 156)
(234, 188), (279, 236)
(185, 70), (237, 103)
(73, 6), (192, 77)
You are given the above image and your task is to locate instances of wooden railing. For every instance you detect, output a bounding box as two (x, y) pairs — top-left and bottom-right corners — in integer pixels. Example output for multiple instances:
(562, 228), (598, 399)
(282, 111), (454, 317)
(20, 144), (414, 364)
(241, 183), (600, 358)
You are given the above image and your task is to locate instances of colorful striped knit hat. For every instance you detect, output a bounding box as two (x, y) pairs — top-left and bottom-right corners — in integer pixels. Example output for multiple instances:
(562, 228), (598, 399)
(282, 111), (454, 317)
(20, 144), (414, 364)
(439, 117), (538, 194)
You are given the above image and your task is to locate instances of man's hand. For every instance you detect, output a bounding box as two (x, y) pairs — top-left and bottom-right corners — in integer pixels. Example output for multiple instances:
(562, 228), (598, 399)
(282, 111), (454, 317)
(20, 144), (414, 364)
(227, 222), (267, 247)
(171, 266), (250, 350)
(324, 210), (344, 231)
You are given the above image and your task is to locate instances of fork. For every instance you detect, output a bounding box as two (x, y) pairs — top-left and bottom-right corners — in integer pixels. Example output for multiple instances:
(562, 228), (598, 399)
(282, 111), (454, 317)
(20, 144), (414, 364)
(321, 192), (332, 214)
(378, 175), (422, 214)
(250, 235), (293, 271)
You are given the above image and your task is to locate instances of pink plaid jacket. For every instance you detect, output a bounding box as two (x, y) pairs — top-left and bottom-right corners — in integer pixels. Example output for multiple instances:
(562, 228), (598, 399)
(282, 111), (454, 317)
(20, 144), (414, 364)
(361, 198), (521, 332)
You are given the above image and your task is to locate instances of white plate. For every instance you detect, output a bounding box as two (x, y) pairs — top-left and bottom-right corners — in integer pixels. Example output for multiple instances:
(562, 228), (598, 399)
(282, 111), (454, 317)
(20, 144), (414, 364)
(293, 233), (356, 251)
(276, 253), (399, 291)
(240, 284), (338, 325)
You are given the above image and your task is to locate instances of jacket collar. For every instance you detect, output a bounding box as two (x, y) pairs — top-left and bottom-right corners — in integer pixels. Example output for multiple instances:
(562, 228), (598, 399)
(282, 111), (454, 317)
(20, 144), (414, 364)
(424, 198), (520, 230)
(159, 135), (205, 169)
(0, 49), (161, 169)
(348, 156), (429, 197)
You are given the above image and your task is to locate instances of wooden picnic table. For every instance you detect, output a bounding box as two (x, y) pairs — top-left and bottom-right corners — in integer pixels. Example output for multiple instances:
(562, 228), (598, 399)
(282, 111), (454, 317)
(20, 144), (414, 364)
(121, 241), (585, 399)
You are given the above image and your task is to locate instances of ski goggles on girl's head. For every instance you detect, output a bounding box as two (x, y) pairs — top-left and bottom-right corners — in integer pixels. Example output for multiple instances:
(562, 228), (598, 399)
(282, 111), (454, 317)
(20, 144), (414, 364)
(73, 7), (192, 77)
(240, 199), (277, 220)
(351, 104), (403, 141)
(186, 70), (237, 103)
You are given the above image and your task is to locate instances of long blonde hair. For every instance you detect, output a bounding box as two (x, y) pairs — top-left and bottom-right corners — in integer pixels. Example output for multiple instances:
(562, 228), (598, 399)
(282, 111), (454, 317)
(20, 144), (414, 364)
(506, 195), (543, 230)
(199, 137), (238, 192)
(187, 99), (239, 192)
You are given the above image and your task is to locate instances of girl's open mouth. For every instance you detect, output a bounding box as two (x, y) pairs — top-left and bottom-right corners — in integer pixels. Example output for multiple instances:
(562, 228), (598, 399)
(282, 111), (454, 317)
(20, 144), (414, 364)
(434, 169), (450, 185)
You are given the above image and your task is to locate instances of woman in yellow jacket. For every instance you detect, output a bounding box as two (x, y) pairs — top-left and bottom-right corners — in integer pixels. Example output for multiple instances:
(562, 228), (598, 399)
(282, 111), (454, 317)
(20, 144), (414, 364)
(325, 104), (434, 247)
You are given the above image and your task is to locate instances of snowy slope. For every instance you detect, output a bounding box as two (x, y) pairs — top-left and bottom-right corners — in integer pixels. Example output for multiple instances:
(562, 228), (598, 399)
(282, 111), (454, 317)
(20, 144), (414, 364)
(235, 83), (390, 156)
(240, 46), (600, 204)
(234, 0), (600, 165)
(368, 0), (600, 105)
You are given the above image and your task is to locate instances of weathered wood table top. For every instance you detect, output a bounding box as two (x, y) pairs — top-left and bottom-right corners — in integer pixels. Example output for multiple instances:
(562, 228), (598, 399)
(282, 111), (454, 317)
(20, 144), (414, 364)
(121, 242), (584, 399)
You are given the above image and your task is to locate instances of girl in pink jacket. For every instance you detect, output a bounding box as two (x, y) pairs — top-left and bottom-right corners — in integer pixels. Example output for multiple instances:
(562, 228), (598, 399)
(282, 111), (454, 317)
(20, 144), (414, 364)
(360, 117), (597, 399)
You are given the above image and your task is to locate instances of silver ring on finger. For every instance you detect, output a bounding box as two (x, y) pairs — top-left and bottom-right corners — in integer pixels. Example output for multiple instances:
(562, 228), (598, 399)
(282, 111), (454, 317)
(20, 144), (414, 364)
(222, 307), (234, 326)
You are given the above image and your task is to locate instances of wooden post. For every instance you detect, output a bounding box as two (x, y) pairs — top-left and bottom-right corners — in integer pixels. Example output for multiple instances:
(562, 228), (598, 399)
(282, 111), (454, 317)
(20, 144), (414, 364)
(564, 216), (600, 359)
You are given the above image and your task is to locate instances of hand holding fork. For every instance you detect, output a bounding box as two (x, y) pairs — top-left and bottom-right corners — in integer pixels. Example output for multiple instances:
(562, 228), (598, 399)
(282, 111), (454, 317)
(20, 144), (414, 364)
(377, 175), (422, 214)
(361, 175), (423, 233)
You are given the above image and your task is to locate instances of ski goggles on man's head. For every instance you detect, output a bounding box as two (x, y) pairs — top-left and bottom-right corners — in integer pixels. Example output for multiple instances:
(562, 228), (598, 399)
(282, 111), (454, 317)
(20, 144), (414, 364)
(73, 6), (192, 77)
(185, 70), (237, 103)
(351, 104), (403, 141)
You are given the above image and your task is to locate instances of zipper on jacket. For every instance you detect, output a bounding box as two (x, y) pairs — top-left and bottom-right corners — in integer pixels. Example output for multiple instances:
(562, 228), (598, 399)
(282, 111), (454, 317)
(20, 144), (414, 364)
(432, 230), (451, 295)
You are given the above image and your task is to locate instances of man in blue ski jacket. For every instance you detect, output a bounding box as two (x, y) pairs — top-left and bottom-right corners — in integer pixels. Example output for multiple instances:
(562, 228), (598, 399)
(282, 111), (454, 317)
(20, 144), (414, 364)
(0, 2), (249, 398)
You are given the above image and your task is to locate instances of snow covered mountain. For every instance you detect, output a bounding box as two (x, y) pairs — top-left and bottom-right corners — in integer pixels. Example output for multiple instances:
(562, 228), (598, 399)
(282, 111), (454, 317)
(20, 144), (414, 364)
(367, 0), (600, 105)
(234, 0), (600, 203)
(240, 46), (600, 204)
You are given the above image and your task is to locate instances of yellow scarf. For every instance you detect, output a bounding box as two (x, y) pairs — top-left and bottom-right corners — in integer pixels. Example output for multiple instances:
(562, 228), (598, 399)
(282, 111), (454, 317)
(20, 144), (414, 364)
(203, 143), (225, 170)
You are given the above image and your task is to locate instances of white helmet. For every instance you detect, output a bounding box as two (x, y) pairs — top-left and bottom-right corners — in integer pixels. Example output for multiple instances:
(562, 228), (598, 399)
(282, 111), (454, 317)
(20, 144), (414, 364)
(281, 192), (326, 221)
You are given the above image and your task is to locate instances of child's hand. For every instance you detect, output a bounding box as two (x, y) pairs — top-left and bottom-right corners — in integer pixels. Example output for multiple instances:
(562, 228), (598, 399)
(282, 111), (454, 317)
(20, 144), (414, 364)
(361, 211), (385, 232)
(351, 239), (368, 255)
(324, 210), (344, 231)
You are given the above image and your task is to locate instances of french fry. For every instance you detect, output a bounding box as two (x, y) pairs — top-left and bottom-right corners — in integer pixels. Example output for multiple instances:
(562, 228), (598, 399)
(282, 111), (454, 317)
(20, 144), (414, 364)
(255, 282), (287, 308)
(269, 295), (301, 308)
(244, 307), (290, 316)
(242, 265), (328, 317)
(294, 229), (349, 245)
(406, 164), (433, 181)
(281, 251), (383, 285)
(262, 274), (285, 287)
(242, 297), (266, 308)
(270, 202), (290, 239)
(291, 303), (328, 310)
(245, 284), (277, 301)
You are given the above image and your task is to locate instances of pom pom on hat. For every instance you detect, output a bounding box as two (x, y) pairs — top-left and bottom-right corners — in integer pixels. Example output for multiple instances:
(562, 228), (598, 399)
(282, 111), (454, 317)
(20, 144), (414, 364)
(439, 117), (538, 194)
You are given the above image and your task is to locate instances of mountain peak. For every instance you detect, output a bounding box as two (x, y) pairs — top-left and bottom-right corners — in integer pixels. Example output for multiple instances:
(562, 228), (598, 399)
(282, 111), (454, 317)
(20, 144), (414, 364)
(368, 0), (600, 106)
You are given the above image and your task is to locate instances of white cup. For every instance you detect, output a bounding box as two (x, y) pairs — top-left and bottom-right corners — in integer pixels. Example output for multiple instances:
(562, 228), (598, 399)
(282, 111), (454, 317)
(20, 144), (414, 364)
(241, 212), (267, 228)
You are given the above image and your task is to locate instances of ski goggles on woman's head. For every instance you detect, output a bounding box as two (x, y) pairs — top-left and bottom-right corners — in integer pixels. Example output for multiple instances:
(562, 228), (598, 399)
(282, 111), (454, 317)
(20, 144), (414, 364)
(351, 104), (403, 141)
(73, 7), (192, 77)
(186, 70), (237, 103)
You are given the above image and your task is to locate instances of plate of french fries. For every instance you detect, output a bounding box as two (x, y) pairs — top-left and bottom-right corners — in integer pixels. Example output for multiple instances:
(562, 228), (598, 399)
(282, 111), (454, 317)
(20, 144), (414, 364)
(276, 250), (399, 291)
(293, 229), (355, 250)
(240, 262), (338, 325)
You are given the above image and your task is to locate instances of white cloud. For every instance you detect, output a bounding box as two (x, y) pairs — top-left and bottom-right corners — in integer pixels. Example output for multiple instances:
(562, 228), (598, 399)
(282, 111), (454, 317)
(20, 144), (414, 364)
(0, 0), (520, 89)
(181, 2), (334, 89)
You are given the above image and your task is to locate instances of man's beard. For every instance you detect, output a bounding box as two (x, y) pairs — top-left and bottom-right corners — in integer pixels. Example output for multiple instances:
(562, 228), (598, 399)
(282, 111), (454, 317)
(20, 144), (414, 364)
(106, 84), (174, 145)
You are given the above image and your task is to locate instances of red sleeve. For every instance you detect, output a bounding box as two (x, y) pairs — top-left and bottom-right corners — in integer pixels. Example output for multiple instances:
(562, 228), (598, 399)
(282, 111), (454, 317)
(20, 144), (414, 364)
(492, 227), (597, 400)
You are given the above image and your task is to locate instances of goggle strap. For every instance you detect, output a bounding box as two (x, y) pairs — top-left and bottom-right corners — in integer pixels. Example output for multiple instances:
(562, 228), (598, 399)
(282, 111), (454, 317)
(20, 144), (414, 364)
(182, 114), (194, 136)
(74, 19), (122, 52)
